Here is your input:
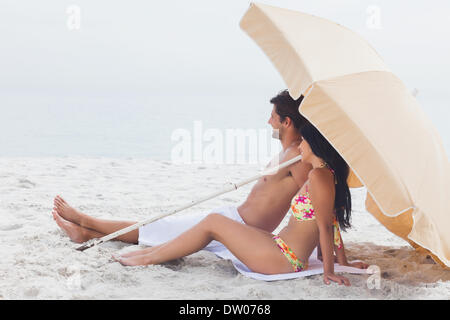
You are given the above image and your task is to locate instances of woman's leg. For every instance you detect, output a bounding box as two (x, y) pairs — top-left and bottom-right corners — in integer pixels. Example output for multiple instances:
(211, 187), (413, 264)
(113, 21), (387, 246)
(53, 196), (138, 244)
(116, 213), (293, 275)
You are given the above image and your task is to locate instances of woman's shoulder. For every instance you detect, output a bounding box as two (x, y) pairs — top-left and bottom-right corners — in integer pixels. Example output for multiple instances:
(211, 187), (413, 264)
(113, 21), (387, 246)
(308, 168), (335, 190)
(307, 168), (336, 210)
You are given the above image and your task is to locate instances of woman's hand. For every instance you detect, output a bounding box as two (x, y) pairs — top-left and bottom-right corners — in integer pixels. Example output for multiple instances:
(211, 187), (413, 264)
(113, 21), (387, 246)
(344, 261), (369, 269)
(323, 273), (351, 286)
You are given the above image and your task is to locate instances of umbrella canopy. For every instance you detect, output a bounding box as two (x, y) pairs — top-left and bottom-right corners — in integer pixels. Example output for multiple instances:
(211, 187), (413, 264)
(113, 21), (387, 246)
(240, 2), (450, 267)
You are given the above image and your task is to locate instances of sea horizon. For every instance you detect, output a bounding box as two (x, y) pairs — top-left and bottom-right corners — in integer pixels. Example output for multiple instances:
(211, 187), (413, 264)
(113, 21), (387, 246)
(1, 92), (448, 161)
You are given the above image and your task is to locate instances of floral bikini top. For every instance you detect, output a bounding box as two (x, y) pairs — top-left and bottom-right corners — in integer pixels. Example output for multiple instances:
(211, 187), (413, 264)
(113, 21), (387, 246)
(288, 166), (343, 249)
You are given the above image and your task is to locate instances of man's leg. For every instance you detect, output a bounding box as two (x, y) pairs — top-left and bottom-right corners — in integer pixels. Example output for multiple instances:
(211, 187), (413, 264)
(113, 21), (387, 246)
(53, 196), (138, 244)
(53, 210), (105, 243)
(53, 196), (240, 246)
(136, 206), (240, 247)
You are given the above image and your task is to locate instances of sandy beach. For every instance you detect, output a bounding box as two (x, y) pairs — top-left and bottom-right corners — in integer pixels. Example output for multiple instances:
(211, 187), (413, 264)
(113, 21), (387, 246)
(0, 157), (449, 300)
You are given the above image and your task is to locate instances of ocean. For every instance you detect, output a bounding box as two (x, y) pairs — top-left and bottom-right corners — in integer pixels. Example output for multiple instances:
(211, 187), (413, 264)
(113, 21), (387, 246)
(0, 90), (281, 162)
(0, 91), (448, 162)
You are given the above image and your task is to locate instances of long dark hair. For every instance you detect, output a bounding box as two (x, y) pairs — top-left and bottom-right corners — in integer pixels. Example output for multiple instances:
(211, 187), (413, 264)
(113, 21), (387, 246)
(300, 123), (352, 231)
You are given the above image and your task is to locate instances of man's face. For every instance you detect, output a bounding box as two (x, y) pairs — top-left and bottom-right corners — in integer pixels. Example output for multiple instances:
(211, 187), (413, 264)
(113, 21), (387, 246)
(268, 105), (283, 140)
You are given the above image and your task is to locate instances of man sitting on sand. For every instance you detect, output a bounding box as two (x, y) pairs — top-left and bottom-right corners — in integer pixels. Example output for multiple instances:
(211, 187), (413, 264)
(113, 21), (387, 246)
(52, 90), (313, 250)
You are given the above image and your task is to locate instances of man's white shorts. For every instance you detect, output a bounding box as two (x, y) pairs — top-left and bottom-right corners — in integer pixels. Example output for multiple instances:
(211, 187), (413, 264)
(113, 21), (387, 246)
(138, 206), (244, 249)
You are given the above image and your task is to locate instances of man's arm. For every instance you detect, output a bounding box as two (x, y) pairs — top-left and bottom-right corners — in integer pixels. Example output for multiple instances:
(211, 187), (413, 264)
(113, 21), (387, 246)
(286, 147), (312, 189)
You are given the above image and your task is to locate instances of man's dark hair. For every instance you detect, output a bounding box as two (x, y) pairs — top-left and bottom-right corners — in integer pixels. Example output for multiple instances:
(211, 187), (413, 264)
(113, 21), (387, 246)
(270, 90), (308, 130)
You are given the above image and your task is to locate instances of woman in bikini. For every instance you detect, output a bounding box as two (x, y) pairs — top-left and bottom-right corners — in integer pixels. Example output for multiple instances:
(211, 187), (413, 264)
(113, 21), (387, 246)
(113, 123), (368, 285)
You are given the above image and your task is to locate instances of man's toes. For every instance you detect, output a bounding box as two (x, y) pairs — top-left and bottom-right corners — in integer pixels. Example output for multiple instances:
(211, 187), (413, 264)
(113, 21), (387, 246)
(53, 212), (65, 228)
(52, 210), (62, 221)
(57, 195), (68, 204)
(54, 202), (61, 212)
(53, 206), (59, 215)
(56, 199), (69, 210)
(54, 200), (65, 211)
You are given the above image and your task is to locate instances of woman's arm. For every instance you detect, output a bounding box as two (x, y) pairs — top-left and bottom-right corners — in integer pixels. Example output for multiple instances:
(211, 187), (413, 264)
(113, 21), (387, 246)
(334, 230), (369, 269)
(318, 218), (335, 276)
(317, 243), (339, 263)
(309, 169), (350, 286)
(334, 234), (348, 265)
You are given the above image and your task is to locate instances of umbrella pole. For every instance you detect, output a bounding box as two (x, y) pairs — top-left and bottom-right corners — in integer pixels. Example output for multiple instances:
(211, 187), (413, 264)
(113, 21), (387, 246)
(75, 154), (302, 251)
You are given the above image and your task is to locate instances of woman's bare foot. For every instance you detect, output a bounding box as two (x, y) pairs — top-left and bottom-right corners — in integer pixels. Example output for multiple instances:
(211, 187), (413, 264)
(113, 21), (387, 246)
(118, 246), (161, 259)
(53, 195), (84, 226)
(113, 253), (151, 266)
(122, 244), (162, 258)
(52, 210), (90, 243)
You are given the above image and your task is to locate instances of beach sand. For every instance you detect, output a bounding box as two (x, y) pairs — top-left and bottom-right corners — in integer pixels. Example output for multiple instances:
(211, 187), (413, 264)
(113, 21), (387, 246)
(0, 157), (449, 299)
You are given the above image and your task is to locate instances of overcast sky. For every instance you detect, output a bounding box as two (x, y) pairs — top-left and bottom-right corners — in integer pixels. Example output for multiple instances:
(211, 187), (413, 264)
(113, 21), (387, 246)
(1, 0), (449, 93)
(1, 0), (449, 156)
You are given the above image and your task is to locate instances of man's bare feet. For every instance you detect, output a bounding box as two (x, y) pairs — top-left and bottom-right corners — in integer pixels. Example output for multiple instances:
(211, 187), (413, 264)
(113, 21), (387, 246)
(52, 210), (89, 243)
(53, 195), (84, 226)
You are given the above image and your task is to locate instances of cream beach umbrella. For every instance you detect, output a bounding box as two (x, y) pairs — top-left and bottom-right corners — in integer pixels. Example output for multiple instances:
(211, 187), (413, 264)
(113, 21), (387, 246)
(240, 2), (450, 267)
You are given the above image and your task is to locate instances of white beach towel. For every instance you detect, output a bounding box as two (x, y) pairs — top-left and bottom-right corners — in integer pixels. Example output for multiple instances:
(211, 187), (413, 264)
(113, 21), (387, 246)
(209, 245), (372, 281)
(138, 206), (244, 248)
(139, 206), (372, 281)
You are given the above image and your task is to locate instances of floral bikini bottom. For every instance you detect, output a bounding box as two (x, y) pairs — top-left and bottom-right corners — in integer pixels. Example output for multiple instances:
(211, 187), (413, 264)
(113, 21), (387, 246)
(273, 235), (308, 272)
